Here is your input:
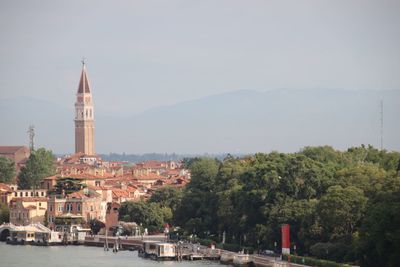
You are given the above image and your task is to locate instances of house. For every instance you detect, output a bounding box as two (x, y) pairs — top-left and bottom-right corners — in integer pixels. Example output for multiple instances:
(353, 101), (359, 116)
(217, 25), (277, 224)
(9, 197), (48, 225)
(8, 189), (48, 203)
(47, 188), (105, 230)
(0, 183), (12, 204)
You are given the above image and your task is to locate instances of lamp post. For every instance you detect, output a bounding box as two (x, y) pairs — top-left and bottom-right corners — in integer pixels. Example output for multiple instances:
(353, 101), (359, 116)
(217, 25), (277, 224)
(274, 241), (277, 261)
(293, 244), (296, 255)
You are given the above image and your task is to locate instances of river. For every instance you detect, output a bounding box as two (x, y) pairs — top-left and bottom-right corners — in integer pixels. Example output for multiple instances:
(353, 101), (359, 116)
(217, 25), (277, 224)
(0, 243), (224, 267)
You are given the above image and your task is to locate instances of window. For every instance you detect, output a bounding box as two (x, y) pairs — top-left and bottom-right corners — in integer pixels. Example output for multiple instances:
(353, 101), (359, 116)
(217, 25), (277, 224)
(25, 192), (28, 197)
(50, 205), (53, 212)
(20, 192), (23, 197)
(31, 192), (33, 197)
(41, 192), (44, 196)
(14, 192), (17, 197)
(90, 206), (93, 211)
(39, 202), (41, 207)
(77, 204), (81, 212)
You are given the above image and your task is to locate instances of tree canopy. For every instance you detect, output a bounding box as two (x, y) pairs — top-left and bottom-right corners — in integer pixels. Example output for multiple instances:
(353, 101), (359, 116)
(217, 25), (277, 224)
(0, 156), (16, 184)
(18, 148), (55, 189)
(170, 146), (400, 266)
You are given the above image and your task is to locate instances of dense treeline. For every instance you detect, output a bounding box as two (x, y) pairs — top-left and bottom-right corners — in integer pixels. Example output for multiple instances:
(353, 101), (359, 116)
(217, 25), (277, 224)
(119, 145), (400, 266)
(176, 146), (400, 266)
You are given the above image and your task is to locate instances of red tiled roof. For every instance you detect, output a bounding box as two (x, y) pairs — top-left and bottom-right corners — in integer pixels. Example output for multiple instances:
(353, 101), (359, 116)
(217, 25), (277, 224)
(67, 191), (86, 199)
(11, 197), (48, 202)
(135, 173), (164, 180)
(0, 146), (28, 154)
(64, 174), (106, 180)
(112, 189), (129, 198)
(67, 189), (101, 199)
(0, 183), (12, 192)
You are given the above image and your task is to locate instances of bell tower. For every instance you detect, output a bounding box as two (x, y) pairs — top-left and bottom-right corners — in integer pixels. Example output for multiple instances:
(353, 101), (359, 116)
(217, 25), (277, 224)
(74, 60), (95, 155)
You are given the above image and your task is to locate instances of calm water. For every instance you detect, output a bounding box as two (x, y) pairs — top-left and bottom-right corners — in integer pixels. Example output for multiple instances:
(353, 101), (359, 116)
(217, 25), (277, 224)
(0, 243), (223, 267)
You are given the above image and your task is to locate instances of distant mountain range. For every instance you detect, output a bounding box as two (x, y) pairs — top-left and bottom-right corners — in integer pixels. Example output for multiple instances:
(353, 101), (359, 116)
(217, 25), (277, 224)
(1, 89), (399, 154)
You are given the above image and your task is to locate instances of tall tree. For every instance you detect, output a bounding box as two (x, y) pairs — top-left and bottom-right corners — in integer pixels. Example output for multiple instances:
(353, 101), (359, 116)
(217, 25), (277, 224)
(18, 148), (55, 189)
(0, 156), (16, 183)
(359, 176), (400, 267)
(316, 185), (367, 238)
(175, 158), (219, 236)
(149, 186), (183, 212)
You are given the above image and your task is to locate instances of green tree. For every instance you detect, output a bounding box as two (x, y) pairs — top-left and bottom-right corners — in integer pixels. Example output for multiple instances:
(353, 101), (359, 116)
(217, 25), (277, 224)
(317, 185), (367, 238)
(119, 201), (166, 232)
(0, 203), (10, 224)
(335, 164), (387, 198)
(0, 156), (16, 183)
(175, 158), (219, 236)
(149, 186), (183, 212)
(18, 148), (55, 189)
(359, 176), (400, 267)
(89, 219), (105, 235)
(53, 177), (86, 195)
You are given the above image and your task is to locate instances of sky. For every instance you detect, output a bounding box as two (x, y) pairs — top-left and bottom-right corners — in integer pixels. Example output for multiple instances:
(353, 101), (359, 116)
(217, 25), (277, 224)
(0, 1), (399, 153)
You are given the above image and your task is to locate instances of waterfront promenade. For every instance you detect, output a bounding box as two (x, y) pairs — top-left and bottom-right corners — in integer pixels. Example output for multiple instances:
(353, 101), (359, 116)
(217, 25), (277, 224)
(83, 235), (309, 267)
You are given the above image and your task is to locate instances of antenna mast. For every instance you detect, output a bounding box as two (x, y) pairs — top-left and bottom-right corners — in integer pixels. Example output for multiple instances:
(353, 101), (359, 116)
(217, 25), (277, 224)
(28, 125), (35, 151)
(380, 100), (383, 150)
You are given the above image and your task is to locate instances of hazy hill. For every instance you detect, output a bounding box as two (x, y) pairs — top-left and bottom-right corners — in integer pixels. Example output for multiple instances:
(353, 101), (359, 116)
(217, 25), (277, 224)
(0, 89), (399, 154)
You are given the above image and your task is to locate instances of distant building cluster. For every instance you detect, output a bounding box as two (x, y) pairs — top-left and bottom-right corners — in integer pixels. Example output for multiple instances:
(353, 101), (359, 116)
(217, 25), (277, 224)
(0, 62), (190, 237)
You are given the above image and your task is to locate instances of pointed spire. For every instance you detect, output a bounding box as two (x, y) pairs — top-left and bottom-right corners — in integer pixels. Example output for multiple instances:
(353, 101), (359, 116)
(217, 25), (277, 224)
(77, 59), (91, 94)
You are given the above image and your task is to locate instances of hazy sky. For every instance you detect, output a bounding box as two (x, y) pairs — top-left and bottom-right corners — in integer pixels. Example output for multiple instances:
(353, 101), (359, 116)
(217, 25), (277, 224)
(1, 0), (399, 115)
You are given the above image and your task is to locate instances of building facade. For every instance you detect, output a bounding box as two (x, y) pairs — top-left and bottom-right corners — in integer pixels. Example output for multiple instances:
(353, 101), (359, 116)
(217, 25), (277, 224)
(9, 197), (48, 225)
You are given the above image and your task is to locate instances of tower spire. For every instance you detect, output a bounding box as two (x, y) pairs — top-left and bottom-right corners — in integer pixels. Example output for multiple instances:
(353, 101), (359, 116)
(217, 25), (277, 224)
(77, 58), (91, 94)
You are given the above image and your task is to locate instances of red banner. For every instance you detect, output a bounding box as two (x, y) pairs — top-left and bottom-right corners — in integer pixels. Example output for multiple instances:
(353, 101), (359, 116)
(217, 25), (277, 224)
(281, 224), (290, 254)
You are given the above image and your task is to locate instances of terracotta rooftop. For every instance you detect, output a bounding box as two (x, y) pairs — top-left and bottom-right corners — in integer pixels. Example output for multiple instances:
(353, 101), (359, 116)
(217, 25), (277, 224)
(67, 189), (101, 199)
(0, 183), (12, 192)
(135, 173), (165, 180)
(0, 146), (29, 154)
(11, 197), (48, 202)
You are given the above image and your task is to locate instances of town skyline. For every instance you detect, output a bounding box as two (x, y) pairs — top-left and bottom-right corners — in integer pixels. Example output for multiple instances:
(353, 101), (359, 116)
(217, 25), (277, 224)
(1, 0), (400, 154)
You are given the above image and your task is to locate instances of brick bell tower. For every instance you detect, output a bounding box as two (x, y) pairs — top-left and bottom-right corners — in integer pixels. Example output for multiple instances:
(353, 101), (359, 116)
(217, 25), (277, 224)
(74, 60), (95, 155)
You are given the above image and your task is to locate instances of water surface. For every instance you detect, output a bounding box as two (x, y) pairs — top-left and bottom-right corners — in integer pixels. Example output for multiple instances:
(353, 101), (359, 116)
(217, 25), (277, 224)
(0, 243), (223, 267)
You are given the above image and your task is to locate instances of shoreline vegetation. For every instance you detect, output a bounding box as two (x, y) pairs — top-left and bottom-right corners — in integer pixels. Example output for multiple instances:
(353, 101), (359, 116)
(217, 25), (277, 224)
(118, 145), (400, 267)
